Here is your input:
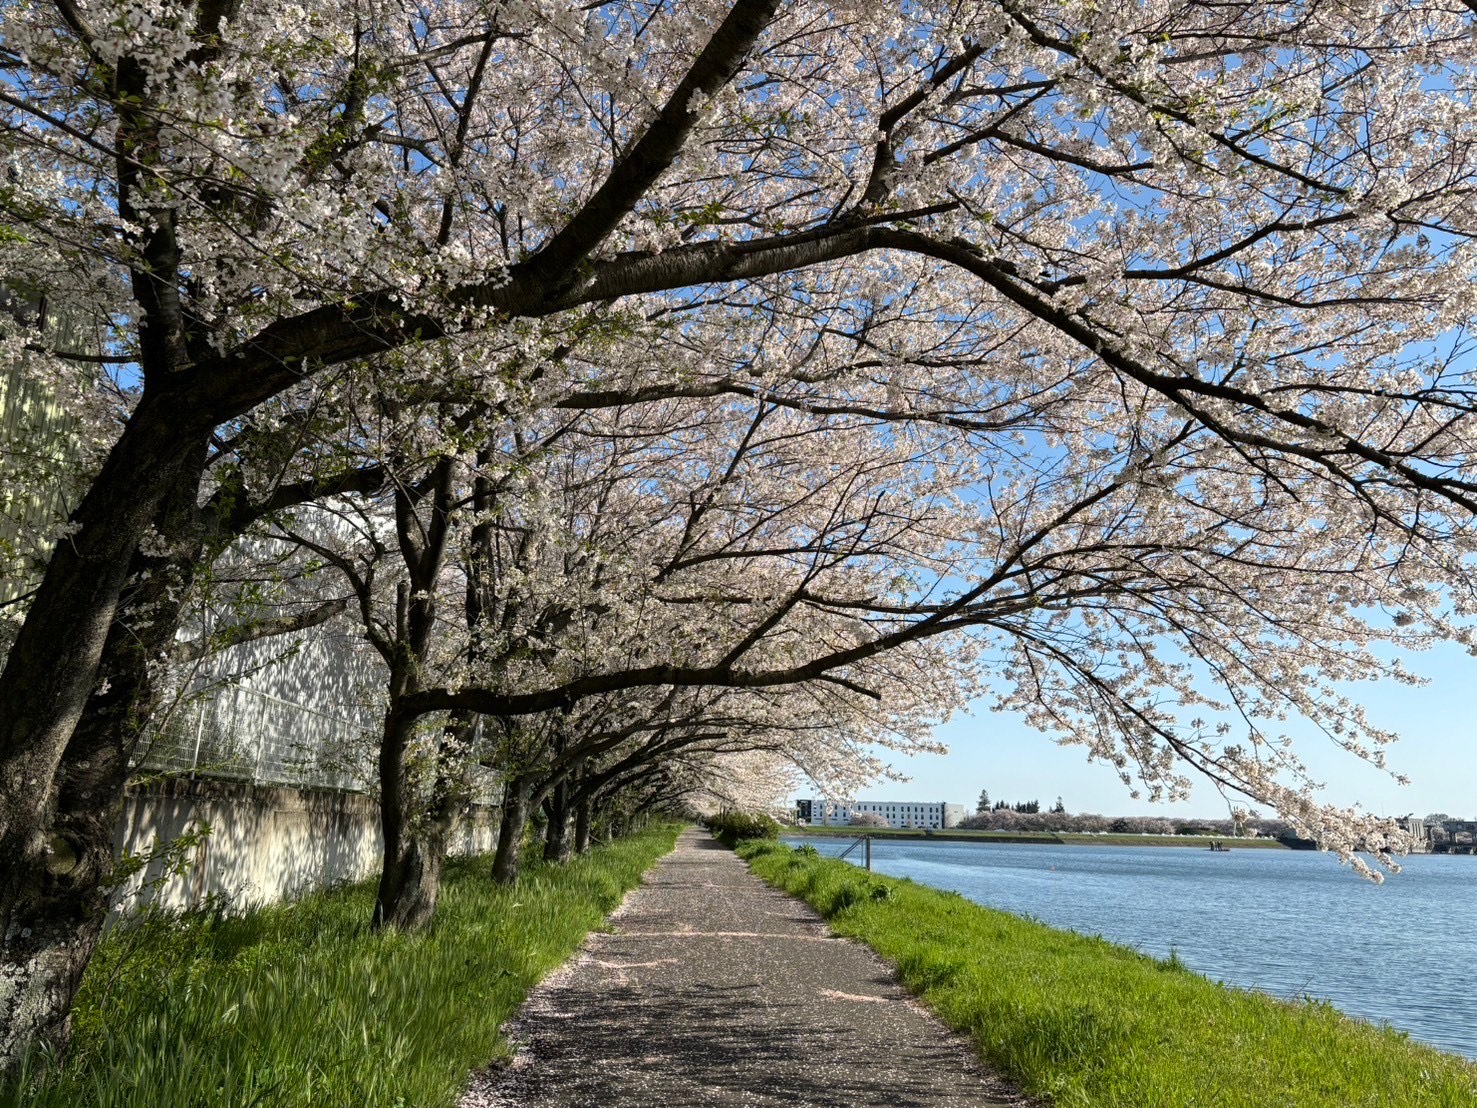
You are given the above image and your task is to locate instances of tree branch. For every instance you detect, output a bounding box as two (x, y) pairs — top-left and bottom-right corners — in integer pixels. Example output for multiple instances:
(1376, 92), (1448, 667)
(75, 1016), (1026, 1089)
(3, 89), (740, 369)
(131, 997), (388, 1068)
(528, 0), (783, 282)
(173, 597), (350, 663)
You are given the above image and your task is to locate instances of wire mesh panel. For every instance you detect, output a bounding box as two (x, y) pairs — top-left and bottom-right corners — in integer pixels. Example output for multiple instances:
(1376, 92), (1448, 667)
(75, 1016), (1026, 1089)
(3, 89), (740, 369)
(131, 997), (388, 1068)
(134, 682), (503, 803)
(135, 683), (376, 791)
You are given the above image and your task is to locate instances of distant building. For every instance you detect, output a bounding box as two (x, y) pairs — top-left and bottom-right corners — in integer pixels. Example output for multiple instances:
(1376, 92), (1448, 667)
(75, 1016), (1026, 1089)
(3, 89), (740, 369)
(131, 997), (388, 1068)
(1442, 820), (1477, 845)
(796, 798), (966, 830)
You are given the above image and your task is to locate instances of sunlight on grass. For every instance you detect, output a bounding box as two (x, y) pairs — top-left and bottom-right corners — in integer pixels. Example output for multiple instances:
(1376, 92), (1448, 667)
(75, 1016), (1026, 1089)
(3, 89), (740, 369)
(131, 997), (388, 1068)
(3, 826), (679, 1108)
(740, 839), (1477, 1108)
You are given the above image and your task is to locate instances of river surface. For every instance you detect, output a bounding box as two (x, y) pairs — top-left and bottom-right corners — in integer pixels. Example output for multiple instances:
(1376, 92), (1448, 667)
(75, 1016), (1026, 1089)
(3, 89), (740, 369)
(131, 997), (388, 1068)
(783, 836), (1477, 1059)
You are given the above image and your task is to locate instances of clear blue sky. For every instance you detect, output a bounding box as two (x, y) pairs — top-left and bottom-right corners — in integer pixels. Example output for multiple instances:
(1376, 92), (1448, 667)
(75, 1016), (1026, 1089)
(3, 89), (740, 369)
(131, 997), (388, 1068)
(835, 640), (1476, 820)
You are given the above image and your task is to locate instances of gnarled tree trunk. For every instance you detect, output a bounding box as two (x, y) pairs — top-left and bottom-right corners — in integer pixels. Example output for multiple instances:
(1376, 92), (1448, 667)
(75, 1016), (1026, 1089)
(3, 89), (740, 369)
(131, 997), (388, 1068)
(492, 775), (533, 884)
(0, 436), (206, 1069)
(372, 712), (473, 930)
(373, 818), (452, 932)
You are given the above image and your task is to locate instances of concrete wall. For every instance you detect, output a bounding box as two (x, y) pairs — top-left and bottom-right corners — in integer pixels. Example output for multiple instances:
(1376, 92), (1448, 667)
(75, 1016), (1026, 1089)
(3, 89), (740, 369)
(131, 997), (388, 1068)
(113, 777), (500, 914)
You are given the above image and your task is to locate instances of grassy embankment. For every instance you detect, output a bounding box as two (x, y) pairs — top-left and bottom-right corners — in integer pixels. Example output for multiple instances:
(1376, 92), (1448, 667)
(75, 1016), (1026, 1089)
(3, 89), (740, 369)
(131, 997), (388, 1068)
(739, 839), (1477, 1108)
(3, 825), (680, 1108)
(788, 826), (1289, 849)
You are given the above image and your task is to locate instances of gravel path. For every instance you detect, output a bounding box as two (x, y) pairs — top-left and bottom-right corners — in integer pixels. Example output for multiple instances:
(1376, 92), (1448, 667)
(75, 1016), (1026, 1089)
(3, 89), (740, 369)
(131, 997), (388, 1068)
(462, 829), (1032, 1107)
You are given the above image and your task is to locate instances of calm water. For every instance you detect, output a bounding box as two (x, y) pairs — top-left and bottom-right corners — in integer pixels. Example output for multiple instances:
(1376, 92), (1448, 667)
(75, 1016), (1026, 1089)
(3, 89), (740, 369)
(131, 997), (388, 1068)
(784, 836), (1477, 1059)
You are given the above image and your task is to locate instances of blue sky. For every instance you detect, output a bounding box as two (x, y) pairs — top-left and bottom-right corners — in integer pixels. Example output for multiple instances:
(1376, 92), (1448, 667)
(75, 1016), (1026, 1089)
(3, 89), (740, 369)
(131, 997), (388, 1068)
(860, 639), (1477, 820)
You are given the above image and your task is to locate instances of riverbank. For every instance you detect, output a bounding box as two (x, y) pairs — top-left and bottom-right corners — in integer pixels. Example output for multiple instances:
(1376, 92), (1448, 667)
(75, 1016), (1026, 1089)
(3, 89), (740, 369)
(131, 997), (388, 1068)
(788, 826), (1290, 849)
(1, 826), (680, 1108)
(740, 839), (1477, 1107)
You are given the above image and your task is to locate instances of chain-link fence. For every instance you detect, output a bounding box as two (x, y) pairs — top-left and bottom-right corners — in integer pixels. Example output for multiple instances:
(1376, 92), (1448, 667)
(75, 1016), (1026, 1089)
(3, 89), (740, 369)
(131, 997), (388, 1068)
(135, 683), (376, 791)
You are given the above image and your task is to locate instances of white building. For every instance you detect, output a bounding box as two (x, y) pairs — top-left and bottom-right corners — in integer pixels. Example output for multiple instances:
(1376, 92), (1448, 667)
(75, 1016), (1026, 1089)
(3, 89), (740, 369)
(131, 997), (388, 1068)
(796, 798), (966, 830)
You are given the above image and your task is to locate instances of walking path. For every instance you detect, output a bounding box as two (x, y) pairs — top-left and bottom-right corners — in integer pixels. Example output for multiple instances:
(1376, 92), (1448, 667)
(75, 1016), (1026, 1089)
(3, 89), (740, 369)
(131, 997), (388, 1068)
(463, 829), (1030, 1107)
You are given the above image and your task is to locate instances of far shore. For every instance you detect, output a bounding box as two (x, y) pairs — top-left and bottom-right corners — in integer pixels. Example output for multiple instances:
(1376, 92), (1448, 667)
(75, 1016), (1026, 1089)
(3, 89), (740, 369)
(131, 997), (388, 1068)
(785, 826), (1291, 849)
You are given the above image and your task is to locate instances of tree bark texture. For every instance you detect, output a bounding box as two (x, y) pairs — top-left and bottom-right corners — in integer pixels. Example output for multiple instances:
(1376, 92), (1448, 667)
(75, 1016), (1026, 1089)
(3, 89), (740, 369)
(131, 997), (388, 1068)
(574, 792), (592, 855)
(373, 820), (450, 932)
(542, 775), (574, 865)
(372, 710), (416, 931)
(370, 463), (458, 930)
(372, 712), (472, 930)
(0, 404), (197, 858)
(492, 776), (532, 885)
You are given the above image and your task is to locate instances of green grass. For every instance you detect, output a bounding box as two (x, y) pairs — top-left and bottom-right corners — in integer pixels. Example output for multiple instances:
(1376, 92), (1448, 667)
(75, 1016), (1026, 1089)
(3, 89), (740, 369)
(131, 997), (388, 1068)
(4, 825), (680, 1108)
(739, 839), (1477, 1108)
(788, 826), (1288, 849)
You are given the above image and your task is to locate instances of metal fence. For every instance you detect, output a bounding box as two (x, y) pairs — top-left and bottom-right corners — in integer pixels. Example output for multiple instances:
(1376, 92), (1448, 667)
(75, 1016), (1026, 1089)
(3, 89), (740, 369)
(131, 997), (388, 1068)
(135, 682), (376, 791)
(134, 681), (503, 803)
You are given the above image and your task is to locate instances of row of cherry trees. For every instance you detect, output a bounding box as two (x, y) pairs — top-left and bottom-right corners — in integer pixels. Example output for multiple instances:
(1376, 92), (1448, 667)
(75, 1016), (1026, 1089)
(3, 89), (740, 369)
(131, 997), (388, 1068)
(2, 0), (1477, 1074)
(958, 810), (1295, 837)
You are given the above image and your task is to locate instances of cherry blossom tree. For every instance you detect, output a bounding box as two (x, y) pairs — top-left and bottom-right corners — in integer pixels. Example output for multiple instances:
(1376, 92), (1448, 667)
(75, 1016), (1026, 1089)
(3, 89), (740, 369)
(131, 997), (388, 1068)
(299, 383), (978, 897)
(2, 0), (1477, 1069)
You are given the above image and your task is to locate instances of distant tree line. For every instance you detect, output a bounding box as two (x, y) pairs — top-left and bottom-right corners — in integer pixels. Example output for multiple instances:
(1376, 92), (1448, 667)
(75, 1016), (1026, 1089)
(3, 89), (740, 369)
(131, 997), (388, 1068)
(993, 799), (1041, 814)
(960, 810), (1293, 838)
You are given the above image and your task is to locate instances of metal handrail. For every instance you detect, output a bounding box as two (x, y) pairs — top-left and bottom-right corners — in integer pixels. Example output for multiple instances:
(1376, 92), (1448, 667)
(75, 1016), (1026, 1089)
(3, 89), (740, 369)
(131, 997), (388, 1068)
(835, 833), (873, 871)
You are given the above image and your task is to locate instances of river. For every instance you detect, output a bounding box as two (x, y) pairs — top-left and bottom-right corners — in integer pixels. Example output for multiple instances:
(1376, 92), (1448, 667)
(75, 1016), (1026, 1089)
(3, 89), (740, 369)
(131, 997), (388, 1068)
(783, 836), (1477, 1059)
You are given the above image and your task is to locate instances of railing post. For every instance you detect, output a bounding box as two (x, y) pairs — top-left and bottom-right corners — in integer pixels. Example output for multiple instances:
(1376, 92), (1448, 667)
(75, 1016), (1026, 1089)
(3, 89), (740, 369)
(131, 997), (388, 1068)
(864, 834), (872, 871)
(189, 698), (206, 778)
(252, 699), (267, 784)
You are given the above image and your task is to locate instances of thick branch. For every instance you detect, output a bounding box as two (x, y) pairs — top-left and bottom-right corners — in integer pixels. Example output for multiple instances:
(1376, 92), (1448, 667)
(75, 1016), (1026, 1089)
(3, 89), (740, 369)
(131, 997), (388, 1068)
(529, 0), (782, 282)
(173, 597), (350, 663)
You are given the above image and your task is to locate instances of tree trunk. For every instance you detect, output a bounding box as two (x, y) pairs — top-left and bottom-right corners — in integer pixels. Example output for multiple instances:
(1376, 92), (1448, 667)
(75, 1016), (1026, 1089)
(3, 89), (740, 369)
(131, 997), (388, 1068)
(372, 709), (415, 930)
(374, 820), (451, 932)
(0, 433), (207, 1071)
(372, 713), (472, 930)
(0, 401), (196, 841)
(542, 774), (573, 865)
(4, 644), (181, 1068)
(492, 776), (532, 884)
(371, 463), (459, 929)
(574, 791), (592, 855)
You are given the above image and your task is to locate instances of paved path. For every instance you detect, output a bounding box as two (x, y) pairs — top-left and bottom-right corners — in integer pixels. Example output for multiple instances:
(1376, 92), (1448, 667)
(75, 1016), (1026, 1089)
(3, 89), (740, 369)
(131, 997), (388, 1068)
(463, 830), (1030, 1107)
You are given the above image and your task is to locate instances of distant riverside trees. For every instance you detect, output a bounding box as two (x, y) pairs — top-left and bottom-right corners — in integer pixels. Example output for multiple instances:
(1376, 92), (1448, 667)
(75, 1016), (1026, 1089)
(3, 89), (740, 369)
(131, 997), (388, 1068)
(959, 811), (1292, 838)
(989, 798), (1041, 814)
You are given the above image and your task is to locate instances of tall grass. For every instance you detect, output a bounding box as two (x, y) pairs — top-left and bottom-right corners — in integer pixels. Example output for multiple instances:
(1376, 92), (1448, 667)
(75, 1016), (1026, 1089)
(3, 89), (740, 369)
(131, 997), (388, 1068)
(739, 839), (1477, 1108)
(4, 826), (679, 1108)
